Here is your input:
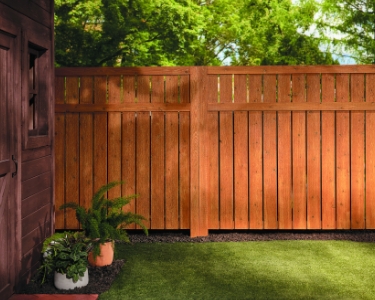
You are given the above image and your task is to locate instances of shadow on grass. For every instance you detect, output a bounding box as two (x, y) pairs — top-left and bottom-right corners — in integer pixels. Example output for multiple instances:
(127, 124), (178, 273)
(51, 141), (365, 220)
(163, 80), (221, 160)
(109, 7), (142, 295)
(101, 241), (375, 300)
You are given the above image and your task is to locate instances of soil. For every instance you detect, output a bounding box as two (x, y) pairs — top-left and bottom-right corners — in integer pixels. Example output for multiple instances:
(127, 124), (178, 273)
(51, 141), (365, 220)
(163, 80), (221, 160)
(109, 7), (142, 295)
(17, 229), (375, 295)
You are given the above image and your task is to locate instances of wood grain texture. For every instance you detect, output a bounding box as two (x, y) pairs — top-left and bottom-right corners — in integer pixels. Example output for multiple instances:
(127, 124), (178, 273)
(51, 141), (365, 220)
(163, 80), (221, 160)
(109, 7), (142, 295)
(190, 67), (208, 236)
(292, 74), (307, 229)
(306, 74), (321, 229)
(179, 75), (190, 229)
(121, 76), (136, 228)
(54, 74), (65, 230)
(56, 67), (190, 76)
(65, 77), (79, 229)
(79, 77), (94, 214)
(54, 66), (375, 234)
(165, 76), (179, 228)
(206, 76), (219, 229)
(249, 75), (263, 229)
(336, 74), (351, 229)
(107, 76), (122, 199)
(150, 76), (165, 229)
(136, 76), (151, 228)
(366, 74), (375, 228)
(263, 75), (278, 229)
(219, 75), (234, 229)
(321, 74), (336, 229)
(277, 74), (292, 229)
(93, 77), (107, 193)
(350, 74), (365, 229)
(234, 75), (249, 229)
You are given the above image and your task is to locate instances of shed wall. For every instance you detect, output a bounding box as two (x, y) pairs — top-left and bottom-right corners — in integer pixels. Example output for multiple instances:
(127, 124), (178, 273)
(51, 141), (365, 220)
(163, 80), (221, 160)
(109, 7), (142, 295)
(0, 1), (54, 297)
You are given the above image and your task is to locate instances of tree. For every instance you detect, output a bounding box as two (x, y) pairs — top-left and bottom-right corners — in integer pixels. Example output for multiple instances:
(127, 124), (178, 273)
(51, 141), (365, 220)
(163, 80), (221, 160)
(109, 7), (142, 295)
(55, 0), (336, 66)
(228, 0), (337, 65)
(55, 0), (204, 66)
(318, 0), (375, 64)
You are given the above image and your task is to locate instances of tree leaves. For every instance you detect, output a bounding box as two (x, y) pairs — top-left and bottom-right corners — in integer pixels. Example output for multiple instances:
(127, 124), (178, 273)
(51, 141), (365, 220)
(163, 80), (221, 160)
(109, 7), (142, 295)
(319, 0), (375, 63)
(55, 0), (336, 66)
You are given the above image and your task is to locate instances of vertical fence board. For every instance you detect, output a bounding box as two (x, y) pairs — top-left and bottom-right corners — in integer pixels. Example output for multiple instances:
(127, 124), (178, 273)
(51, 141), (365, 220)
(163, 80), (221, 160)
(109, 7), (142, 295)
(107, 76), (122, 199)
(136, 76), (151, 228)
(150, 76), (165, 229)
(207, 76), (219, 229)
(54, 76), (65, 229)
(249, 75), (263, 229)
(366, 74), (375, 228)
(351, 74), (365, 229)
(234, 75), (249, 229)
(179, 75), (190, 229)
(93, 76), (107, 193)
(336, 74), (351, 229)
(79, 77), (94, 215)
(263, 75), (278, 229)
(219, 75), (234, 229)
(165, 76), (179, 228)
(190, 67), (208, 237)
(122, 76), (136, 229)
(65, 77), (79, 229)
(321, 74), (336, 229)
(292, 74), (307, 229)
(277, 75), (292, 229)
(306, 74), (321, 229)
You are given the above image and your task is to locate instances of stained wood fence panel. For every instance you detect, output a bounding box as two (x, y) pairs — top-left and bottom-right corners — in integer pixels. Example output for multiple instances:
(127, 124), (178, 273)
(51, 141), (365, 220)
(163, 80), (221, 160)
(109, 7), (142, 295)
(55, 66), (375, 236)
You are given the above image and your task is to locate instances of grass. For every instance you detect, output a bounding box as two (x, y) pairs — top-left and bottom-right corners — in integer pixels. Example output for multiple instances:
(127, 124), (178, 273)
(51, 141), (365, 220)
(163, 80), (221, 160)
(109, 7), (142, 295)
(99, 240), (375, 300)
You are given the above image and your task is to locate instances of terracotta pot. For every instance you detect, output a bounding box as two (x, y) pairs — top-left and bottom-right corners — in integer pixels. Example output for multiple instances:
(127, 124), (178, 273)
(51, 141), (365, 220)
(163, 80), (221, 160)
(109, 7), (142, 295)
(88, 241), (114, 267)
(54, 268), (89, 290)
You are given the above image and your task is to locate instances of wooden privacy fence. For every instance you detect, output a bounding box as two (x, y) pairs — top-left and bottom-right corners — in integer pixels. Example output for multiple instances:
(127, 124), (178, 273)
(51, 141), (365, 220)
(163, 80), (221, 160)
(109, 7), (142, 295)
(55, 65), (375, 237)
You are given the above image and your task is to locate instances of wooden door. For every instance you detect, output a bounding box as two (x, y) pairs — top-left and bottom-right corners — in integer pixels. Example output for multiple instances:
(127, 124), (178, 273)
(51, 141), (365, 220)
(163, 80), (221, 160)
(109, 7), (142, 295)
(0, 31), (17, 300)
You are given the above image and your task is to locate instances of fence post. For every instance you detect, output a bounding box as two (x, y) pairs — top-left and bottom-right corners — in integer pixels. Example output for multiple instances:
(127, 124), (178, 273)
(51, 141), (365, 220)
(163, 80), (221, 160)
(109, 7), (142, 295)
(190, 67), (209, 237)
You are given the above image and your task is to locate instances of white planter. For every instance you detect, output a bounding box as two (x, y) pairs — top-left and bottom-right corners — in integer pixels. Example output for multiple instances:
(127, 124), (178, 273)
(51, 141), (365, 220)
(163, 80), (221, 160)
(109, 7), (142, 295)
(54, 268), (89, 290)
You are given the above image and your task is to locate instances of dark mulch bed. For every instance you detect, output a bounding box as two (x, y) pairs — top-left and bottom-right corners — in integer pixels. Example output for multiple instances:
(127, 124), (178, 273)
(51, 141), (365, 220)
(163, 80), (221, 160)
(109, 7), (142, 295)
(128, 229), (375, 243)
(17, 230), (375, 295)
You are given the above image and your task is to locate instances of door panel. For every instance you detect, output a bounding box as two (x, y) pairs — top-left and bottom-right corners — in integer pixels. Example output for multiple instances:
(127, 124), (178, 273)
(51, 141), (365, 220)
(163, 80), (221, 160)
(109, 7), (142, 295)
(0, 31), (15, 300)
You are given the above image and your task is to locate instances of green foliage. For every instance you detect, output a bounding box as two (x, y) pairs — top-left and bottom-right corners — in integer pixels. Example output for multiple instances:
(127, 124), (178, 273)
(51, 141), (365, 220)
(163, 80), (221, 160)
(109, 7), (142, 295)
(39, 231), (91, 284)
(60, 181), (148, 257)
(55, 0), (203, 66)
(54, 0), (336, 66)
(318, 0), (375, 64)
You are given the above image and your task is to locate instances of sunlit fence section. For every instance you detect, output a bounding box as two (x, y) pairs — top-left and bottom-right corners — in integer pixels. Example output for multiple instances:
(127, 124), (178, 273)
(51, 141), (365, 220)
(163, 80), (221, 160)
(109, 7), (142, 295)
(55, 65), (375, 236)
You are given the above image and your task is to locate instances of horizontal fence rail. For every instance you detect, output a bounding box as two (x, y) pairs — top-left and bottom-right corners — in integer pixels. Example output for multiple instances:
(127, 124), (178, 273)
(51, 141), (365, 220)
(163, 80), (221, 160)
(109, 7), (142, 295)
(55, 66), (375, 236)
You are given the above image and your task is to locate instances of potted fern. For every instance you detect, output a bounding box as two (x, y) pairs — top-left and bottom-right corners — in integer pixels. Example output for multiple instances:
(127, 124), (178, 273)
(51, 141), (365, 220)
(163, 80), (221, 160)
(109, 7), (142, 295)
(60, 181), (148, 267)
(39, 231), (91, 290)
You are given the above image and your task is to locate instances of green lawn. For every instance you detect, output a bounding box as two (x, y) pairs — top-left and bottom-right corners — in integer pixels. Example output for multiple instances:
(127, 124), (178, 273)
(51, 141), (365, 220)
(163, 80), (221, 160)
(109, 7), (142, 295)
(99, 240), (375, 300)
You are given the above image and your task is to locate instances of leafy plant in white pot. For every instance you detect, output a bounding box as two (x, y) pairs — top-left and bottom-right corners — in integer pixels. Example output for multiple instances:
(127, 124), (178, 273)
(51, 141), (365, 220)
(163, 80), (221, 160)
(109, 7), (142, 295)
(39, 231), (91, 290)
(60, 181), (148, 267)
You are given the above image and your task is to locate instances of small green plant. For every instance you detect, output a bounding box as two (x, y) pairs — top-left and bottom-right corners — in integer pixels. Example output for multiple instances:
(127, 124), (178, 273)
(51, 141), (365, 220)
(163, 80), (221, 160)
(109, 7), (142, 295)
(39, 231), (91, 284)
(60, 181), (148, 258)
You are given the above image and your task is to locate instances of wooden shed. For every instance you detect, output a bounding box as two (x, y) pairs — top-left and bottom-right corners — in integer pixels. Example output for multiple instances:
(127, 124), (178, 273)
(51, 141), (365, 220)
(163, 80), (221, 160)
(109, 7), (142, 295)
(0, 1), (54, 298)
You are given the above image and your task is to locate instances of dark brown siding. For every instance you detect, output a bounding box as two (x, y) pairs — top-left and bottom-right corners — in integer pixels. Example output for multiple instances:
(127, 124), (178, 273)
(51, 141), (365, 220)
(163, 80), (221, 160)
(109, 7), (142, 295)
(0, 0), (54, 297)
